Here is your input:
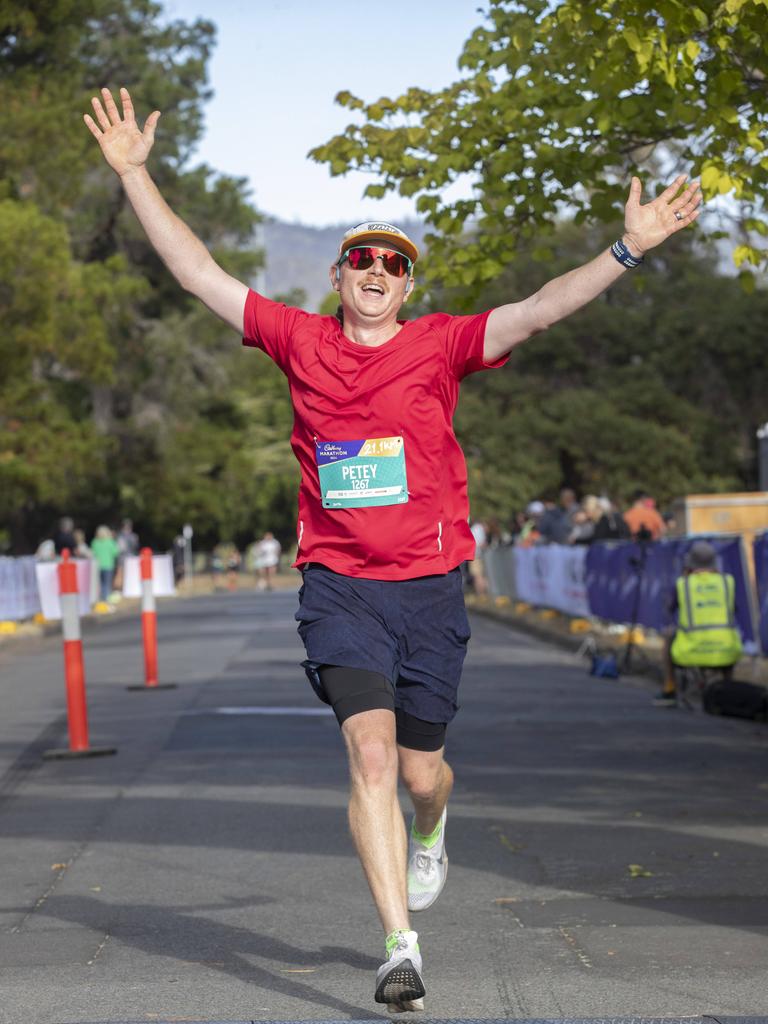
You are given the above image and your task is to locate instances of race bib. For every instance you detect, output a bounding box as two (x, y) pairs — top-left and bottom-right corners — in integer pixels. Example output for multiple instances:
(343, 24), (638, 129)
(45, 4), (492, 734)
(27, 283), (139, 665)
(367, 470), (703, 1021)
(316, 436), (408, 509)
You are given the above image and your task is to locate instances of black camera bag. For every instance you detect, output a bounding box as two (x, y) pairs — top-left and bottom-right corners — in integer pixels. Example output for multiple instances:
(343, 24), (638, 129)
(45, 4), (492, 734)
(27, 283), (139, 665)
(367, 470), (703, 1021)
(702, 679), (768, 721)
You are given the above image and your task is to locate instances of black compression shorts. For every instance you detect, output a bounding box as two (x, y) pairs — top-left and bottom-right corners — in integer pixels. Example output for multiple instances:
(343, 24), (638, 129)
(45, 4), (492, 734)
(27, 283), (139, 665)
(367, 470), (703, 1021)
(314, 665), (446, 752)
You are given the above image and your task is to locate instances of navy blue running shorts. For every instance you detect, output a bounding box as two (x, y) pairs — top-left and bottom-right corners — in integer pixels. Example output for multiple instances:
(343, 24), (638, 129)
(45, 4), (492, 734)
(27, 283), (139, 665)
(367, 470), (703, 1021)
(295, 564), (471, 725)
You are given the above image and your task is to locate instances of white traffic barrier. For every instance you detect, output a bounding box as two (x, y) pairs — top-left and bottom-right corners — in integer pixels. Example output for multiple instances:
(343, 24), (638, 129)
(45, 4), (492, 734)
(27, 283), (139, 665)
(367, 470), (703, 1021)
(35, 559), (92, 620)
(121, 554), (175, 599)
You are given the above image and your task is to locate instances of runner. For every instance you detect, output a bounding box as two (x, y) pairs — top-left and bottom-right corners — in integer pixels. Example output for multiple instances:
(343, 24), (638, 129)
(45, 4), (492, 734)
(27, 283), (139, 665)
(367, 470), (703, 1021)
(251, 530), (282, 591)
(84, 87), (701, 1011)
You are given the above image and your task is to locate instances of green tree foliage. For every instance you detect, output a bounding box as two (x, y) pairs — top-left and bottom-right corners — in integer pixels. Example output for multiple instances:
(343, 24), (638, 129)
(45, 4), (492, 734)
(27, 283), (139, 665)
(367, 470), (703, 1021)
(0, 1), (297, 553)
(318, 290), (341, 316)
(408, 224), (768, 519)
(310, 0), (768, 293)
(272, 287), (308, 308)
(0, 198), (146, 548)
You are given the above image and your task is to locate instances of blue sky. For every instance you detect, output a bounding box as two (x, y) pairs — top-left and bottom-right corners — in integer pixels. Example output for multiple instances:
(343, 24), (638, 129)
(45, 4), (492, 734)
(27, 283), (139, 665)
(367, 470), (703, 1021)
(163, 1), (483, 225)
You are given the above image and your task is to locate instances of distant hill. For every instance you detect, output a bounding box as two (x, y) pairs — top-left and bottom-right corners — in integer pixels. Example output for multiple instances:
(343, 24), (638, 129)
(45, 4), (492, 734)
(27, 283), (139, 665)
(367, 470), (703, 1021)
(258, 217), (428, 312)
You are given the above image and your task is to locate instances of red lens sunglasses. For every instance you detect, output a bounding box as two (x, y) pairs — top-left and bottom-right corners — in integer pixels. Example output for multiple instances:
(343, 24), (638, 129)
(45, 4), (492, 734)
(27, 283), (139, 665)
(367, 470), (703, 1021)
(338, 246), (412, 278)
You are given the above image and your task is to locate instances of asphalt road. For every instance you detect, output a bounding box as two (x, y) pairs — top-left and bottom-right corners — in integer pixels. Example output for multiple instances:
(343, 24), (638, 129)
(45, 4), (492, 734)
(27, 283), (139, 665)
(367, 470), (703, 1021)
(0, 588), (767, 1024)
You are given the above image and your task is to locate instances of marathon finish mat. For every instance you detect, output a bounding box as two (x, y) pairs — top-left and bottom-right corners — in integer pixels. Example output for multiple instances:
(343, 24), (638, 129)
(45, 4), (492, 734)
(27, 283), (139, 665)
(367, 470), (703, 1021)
(74, 1017), (767, 1023)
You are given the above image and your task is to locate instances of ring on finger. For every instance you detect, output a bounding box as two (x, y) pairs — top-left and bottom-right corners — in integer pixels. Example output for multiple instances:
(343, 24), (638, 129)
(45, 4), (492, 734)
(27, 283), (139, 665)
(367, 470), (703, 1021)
(674, 211), (684, 221)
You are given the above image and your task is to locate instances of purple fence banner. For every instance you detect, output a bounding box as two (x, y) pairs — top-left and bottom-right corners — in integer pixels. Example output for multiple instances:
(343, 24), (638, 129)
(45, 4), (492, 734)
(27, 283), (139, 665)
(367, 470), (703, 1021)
(754, 533), (768, 656)
(586, 537), (756, 647)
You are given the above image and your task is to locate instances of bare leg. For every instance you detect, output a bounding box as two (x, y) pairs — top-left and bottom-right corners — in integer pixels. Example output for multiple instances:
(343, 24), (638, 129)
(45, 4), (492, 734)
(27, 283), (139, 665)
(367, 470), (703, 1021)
(398, 745), (453, 835)
(342, 709), (409, 936)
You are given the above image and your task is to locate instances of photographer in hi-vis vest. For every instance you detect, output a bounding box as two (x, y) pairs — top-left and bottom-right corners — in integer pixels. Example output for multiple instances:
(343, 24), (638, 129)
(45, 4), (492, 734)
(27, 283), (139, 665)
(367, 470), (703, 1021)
(657, 540), (743, 707)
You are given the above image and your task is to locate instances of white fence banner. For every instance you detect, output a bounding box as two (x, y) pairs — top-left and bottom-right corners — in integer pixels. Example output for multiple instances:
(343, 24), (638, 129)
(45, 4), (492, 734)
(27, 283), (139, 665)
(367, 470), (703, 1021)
(35, 560), (93, 621)
(514, 545), (590, 617)
(122, 554), (176, 598)
(0, 556), (42, 621)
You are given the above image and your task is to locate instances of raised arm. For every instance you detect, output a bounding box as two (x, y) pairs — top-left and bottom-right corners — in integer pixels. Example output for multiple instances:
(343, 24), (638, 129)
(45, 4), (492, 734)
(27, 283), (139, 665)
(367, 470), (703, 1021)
(84, 87), (248, 334)
(483, 175), (701, 363)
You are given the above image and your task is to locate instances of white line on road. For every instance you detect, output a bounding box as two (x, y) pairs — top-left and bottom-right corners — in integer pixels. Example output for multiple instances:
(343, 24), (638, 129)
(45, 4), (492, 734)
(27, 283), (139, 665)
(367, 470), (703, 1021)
(183, 706), (334, 716)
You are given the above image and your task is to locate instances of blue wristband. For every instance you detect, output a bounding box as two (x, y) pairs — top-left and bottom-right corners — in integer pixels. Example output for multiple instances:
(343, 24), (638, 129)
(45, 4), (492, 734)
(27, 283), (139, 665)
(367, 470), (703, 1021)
(611, 238), (644, 268)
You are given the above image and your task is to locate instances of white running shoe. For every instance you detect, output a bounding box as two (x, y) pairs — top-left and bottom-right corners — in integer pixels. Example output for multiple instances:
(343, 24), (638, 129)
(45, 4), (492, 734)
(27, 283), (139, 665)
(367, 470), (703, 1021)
(407, 807), (448, 912)
(374, 929), (425, 1007)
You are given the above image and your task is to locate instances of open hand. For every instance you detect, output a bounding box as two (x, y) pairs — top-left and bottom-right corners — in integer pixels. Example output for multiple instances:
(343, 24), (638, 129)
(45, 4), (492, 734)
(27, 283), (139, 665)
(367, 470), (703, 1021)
(623, 174), (701, 256)
(84, 87), (160, 177)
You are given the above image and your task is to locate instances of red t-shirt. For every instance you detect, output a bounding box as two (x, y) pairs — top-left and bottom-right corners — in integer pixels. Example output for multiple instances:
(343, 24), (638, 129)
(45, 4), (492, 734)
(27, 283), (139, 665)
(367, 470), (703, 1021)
(242, 290), (506, 580)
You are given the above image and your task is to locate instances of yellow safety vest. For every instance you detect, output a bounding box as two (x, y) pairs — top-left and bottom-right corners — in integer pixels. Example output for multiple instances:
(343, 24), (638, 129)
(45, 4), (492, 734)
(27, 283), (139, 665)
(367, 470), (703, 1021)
(671, 571), (742, 668)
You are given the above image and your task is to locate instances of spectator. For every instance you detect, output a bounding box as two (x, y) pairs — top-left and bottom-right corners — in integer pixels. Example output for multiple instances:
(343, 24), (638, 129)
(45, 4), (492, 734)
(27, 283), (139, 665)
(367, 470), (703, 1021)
(485, 517), (504, 548)
(53, 517), (77, 555)
(468, 519), (488, 595)
(592, 496), (631, 542)
(509, 511), (528, 541)
(210, 545), (225, 586)
(226, 546), (242, 591)
(539, 488), (579, 544)
(252, 531), (282, 591)
(663, 510), (679, 535)
(113, 519), (139, 591)
(517, 501), (545, 547)
(171, 535), (187, 583)
(35, 539), (56, 561)
(624, 489), (666, 541)
(73, 529), (91, 558)
(212, 541), (238, 590)
(117, 518), (139, 558)
(568, 494), (602, 544)
(91, 525), (120, 602)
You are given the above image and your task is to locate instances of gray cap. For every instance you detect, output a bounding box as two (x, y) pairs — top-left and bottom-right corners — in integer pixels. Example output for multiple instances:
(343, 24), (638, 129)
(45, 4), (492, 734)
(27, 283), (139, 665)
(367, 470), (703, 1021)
(684, 540), (717, 570)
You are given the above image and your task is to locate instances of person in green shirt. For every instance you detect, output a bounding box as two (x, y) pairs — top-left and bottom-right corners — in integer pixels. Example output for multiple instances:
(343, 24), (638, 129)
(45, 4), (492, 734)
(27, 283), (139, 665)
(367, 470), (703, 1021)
(91, 525), (121, 601)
